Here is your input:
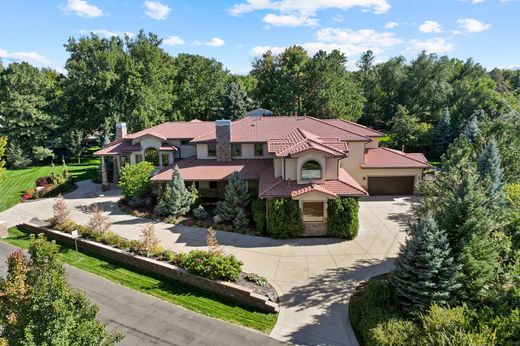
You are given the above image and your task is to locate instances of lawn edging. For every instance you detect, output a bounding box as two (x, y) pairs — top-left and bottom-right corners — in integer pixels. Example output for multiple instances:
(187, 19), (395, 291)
(19, 222), (279, 313)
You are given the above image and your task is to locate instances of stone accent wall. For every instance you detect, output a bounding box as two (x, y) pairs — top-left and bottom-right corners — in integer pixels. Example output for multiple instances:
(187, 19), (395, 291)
(215, 120), (231, 162)
(115, 122), (127, 140)
(19, 223), (278, 313)
(303, 222), (326, 236)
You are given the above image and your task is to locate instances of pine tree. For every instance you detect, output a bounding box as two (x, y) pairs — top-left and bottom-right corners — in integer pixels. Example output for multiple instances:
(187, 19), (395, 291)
(391, 216), (461, 314)
(222, 82), (246, 120)
(155, 166), (191, 218)
(463, 114), (480, 144)
(433, 108), (452, 157)
(217, 172), (250, 222)
(233, 208), (249, 231)
(477, 137), (505, 203)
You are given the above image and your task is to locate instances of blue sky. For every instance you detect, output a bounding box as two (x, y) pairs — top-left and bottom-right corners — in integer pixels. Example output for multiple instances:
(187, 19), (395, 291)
(0, 0), (518, 74)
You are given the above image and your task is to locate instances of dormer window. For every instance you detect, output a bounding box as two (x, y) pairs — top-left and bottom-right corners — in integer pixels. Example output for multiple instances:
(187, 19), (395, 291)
(301, 160), (322, 180)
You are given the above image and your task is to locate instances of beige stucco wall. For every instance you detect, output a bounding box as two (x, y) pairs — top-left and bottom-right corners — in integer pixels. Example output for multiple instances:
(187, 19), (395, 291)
(325, 158), (339, 180)
(365, 138), (379, 149)
(274, 158), (282, 178)
(295, 149), (327, 184)
(341, 141), (366, 184)
(196, 144), (211, 159)
(285, 158), (298, 180)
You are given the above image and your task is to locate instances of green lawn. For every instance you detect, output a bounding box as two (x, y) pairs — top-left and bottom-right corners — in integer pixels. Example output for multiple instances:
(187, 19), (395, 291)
(0, 156), (100, 212)
(3, 227), (277, 333)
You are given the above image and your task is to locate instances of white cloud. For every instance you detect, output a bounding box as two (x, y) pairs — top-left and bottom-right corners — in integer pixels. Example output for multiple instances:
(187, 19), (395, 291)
(384, 21), (399, 29)
(419, 20), (443, 33)
(79, 29), (135, 38)
(163, 36), (185, 45)
(0, 49), (50, 65)
(263, 13), (318, 27)
(144, 0), (170, 20)
(250, 27), (402, 58)
(194, 37), (225, 47)
(59, 0), (103, 18)
(458, 0), (484, 3)
(456, 18), (491, 33)
(229, 0), (391, 16)
(403, 37), (455, 55)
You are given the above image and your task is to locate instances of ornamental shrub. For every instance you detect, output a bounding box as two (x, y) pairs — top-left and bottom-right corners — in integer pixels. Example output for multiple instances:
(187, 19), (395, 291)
(119, 161), (154, 198)
(217, 171), (250, 225)
(251, 199), (266, 233)
(267, 198), (303, 239)
(155, 165), (191, 218)
(178, 249), (242, 281)
(326, 197), (359, 239)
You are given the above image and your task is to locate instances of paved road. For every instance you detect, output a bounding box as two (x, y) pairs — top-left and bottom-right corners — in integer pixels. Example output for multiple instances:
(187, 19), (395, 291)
(0, 242), (286, 346)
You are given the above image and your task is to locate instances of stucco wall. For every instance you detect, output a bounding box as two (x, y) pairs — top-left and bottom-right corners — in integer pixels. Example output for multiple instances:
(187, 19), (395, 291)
(325, 158), (339, 180)
(196, 144), (210, 159)
(285, 158), (298, 180)
(341, 141), (366, 184)
(365, 138), (379, 149)
(296, 149), (327, 184)
(274, 158), (282, 178)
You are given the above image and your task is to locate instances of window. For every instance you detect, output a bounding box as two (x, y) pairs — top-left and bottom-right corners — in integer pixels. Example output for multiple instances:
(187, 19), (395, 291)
(208, 144), (216, 157)
(135, 154), (143, 163)
(144, 148), (159, 166)
(301, 160), (322, 180)
(302, 202), (324, 222)
(180, 140), (190, 145)
(161, 153), (169, 166)
(232, 143), (241, 157)
(209, 181), (218, 189)
(120, 155), (130, 167)
(254, 143), (263, 156)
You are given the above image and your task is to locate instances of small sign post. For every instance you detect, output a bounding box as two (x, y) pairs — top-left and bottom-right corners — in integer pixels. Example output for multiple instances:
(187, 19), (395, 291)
(71, 230), (79, 260)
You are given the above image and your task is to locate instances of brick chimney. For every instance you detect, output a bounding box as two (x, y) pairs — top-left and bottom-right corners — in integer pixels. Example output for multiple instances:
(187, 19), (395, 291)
(215, 119), (231, 162)
(115, 122), (127, 140)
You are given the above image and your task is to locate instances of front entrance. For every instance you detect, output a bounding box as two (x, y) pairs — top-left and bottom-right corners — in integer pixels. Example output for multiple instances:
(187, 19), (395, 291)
(302, 201), (326, 236)
(367, 176), (415, 195)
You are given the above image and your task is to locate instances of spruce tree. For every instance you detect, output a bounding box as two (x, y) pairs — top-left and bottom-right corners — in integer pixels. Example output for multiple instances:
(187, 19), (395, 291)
(463, 114), (480, 144)
(391, 216), (460, 314)
(433, 108), (452, 157)
(477, 137), (505, 203)
(155, 166), (192, 218)
(233, 208), (249, 231)
(222, 82), (246, 120)
(217, 172), (250, 223)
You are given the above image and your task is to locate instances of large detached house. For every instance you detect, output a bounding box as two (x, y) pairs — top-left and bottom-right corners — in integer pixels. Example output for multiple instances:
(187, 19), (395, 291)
(95, 116), (429, 235)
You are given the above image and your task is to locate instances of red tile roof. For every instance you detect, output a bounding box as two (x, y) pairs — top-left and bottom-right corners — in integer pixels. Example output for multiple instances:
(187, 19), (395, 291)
(151, 157), (272, 181)
(267, 128), (348, 157)
(362, 147), (430, 168)
(258, 166), (367, 198)
(94, 140), (141, 155)
(321, 119), (385, 137)
(191, 116), (371, 143)
(126, 121), (215, 140)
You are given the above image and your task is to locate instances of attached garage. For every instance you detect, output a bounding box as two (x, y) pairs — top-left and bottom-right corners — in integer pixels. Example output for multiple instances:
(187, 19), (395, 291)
(367, 176), (415, 195)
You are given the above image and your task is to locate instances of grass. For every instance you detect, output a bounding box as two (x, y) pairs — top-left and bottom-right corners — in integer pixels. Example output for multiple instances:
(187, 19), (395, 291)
(3, 227), (278, 333)
(0, 156), (100, 212)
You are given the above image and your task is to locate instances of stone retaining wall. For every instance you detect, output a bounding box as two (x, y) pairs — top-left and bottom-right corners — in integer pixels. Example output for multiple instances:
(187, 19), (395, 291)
(19, 223), (279, 313)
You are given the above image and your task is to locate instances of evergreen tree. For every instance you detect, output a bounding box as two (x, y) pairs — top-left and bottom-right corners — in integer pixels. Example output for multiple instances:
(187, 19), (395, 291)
(233, 208), (249, 231)
(222, 81), (246, 120)
(217, 172), (250, 223)
(463, 114), (481, 144)
(155, 166), (191, 218)
(477, 137), (505, 202)
(391, 216), (461, 314)
(433, 108), (452, 157)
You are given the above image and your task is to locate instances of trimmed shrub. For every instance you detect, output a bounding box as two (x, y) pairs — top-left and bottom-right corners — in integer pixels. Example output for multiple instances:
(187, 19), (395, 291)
(251, 199), (266, 233)
(192, 205), (208, 220)
(326, 197), (359, 239)
(119, 161), (155, 198)
(178, 249), (242, 281)
(35, 176), (52, 187)
(267, 198), (303, 239)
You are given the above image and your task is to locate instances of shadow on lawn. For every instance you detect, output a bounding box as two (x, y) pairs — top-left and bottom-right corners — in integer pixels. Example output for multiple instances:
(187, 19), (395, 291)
(279, 257), (396, 346)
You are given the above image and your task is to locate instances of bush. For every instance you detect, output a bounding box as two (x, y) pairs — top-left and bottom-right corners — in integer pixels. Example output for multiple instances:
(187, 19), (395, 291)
(192, 205), (208, 220)
(119, 161), (155, 198)
(32, 146), (55, 162)
(245, 273), (268, 287)
(7, 142), (31, 168)
(251, 199), (266, 233)
(267, 198), (303, 239)
(178, 249), (242, 281)
(35, 176), (52, 187)
(326, 197), (359, 239)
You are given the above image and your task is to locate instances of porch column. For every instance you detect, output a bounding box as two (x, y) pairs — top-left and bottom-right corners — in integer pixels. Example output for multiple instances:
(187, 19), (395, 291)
(112, 156), (120, 184)
(101, 156), (109, 190)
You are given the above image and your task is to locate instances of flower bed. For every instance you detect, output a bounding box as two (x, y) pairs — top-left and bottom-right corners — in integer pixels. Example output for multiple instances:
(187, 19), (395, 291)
(20, 222), (279, 313)
(21, 173), (75, 202)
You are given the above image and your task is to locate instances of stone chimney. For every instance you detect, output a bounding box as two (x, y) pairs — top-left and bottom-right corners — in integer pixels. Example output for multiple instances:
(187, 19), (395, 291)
(215, 119), (232, 162)
(115, 122), (127, 140)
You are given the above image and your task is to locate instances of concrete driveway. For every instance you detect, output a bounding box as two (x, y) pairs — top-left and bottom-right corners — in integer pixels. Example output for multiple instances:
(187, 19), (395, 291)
(0, 181), (417, 346)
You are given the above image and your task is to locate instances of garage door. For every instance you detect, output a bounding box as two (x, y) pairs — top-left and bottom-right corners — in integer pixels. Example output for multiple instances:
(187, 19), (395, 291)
(367, 176), (415, 195)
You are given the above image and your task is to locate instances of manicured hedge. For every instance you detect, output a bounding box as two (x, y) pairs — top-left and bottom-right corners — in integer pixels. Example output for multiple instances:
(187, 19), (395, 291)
(251, 199), (266, 233)
(267, 198), (303, 239)
(326, 197), (359, 239)
(176, 249), (243, 281)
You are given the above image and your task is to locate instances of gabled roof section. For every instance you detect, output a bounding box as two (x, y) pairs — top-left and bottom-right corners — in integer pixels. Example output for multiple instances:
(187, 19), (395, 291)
(126, 121), (215, 141)
(191, 116), (371, 143)
(322, 119), (385, 137)
(362, 147), (430, 169)
(94, 140), (140, 156)
(267, 128), (348, 157)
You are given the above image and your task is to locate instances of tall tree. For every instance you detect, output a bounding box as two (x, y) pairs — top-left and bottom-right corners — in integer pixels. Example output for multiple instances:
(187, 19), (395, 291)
(276, 45), (309, 115)
(155, 166), (192, 217)
(0, 235), (122, 345)
(477, 137), (505, 202)
(172, 54), (228, 120)
(250, 50), (277, 111)
(463, 114), (481, 144)
(0, 62), (57, 152)
(432, 108), (453, 157)
(303, 50), (365, 121)
(222, 81), (246, 120)
(391, 216), (460, 314)
(217, 171), (250, 225)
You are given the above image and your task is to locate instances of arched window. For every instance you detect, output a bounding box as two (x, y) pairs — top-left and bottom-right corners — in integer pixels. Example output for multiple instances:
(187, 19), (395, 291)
(301, 160), (322, 180)
(144, 148), (159, 166)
